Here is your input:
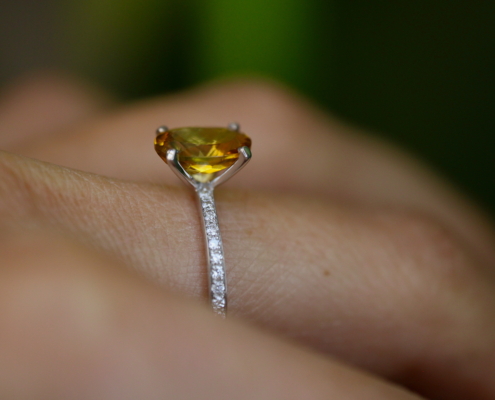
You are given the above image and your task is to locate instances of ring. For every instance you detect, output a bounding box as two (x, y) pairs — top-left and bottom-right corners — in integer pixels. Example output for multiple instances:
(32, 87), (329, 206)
(154, 123), (252, 317)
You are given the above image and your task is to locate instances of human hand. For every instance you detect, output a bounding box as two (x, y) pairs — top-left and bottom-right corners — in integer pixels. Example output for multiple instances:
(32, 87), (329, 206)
(0, 74), (494, 399)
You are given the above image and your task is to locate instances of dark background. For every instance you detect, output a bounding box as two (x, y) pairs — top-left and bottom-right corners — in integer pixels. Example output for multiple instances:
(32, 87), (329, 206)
(1, 0), (494, 215)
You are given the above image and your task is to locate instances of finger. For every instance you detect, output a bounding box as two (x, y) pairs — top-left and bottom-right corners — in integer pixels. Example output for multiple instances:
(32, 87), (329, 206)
(1, 151), (494, 399)
(9, 79), (494, 264)
(0, 228), (423, 400)
(0, 71), (113, 148)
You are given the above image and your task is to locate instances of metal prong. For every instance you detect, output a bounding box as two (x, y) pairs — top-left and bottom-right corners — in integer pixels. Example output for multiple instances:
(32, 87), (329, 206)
(227, 122), (240, 132)
(211, 146), (252, 188)
(156, 126), (169, 136)
(166, 148), (199, 189)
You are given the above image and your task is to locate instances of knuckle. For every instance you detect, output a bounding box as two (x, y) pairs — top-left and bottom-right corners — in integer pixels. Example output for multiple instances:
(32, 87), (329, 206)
(381, 209), (479, 291)
(378, 210), (493, 366)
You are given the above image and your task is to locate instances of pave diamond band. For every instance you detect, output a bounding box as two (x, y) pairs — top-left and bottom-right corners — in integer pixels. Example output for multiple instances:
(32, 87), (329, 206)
(198, 185), (227, 315)
(154, 124), (252, 316)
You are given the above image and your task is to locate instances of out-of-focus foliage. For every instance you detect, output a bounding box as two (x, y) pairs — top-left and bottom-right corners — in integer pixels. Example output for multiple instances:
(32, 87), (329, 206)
(62, 0), (324, 99)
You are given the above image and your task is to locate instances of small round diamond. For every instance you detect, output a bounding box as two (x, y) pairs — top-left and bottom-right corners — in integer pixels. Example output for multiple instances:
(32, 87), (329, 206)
(202, 202), (214, 210)
(199, 194), (211, 202)
(212, 290), (225, 302)
(211, 268), (224, 281)
(209, 238), (220, 249)
(206, 226), (217, 236)
(212, 298), (225, 308)
(211, 252), (223, 263)
(212, 283), (225, 295)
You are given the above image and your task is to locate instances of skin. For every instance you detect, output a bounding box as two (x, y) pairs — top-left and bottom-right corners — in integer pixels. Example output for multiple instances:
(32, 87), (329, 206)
(0, 73), (494, 399)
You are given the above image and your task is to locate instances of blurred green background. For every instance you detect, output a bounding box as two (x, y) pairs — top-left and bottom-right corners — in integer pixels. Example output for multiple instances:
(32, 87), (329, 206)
(1, 0), (494, 215)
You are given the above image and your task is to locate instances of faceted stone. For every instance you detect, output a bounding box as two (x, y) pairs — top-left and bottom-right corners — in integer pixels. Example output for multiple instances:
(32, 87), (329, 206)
(155, 127), (251, 181)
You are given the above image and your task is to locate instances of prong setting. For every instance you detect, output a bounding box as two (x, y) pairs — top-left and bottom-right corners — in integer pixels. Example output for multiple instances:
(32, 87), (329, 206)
(156, 125), (169, 136)
(210, 145), (252, 188)
(165, 148), (199, 189)
(227, 122), (240, 132)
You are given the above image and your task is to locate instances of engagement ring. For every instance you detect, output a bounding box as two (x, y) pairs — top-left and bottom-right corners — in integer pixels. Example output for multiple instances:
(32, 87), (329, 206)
(154, 123), (252, 317)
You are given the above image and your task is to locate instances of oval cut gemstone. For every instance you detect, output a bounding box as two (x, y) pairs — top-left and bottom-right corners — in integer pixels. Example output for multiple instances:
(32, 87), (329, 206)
(155, 127), (251, 181)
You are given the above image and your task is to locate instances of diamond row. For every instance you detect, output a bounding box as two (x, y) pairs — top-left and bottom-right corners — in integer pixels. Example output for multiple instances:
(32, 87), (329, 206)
(198, 186), (226, 316)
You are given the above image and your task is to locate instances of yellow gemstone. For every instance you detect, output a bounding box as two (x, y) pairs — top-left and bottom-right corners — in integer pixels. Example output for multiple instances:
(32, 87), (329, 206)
(155, 127), (251, 181)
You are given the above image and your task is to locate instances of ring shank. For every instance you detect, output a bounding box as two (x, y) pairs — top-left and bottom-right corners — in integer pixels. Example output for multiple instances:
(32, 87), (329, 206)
(196, 184), (227, 317)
